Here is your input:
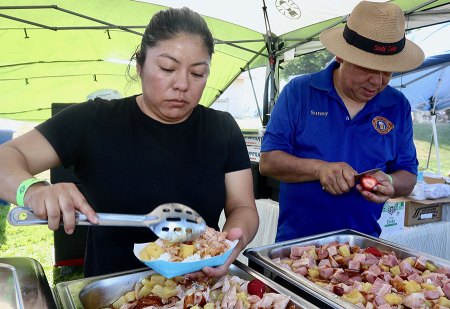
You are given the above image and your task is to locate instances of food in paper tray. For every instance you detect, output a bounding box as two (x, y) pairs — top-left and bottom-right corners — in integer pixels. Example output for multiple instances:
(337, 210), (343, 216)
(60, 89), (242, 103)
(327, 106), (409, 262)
(134, 227), (238, 278)
(138, 227), (233, 262)
(103, 273), (293, 309)
(272, 241), (450, 308)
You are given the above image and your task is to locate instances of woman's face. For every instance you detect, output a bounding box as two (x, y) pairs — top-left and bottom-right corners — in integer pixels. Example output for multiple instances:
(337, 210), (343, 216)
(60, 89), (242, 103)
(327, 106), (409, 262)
(137, 33), (211, 124)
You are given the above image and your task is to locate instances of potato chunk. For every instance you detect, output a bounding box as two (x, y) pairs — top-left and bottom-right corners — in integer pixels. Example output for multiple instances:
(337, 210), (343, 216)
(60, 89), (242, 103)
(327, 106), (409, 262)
(140, 242), (165, 260)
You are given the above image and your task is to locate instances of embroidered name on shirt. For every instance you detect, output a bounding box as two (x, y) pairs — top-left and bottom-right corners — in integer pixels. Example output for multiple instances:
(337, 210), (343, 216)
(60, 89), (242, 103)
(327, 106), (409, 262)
(372, 116), (394, 135)
(311, 110), (328, 117)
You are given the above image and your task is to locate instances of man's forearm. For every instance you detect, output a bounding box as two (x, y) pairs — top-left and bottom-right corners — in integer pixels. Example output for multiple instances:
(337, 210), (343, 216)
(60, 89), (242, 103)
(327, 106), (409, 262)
(259, 150), (324, 183)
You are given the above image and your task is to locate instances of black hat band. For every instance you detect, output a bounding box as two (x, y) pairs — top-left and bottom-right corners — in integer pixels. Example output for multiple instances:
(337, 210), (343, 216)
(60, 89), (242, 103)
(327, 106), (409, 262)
(343, 24), (405, 55)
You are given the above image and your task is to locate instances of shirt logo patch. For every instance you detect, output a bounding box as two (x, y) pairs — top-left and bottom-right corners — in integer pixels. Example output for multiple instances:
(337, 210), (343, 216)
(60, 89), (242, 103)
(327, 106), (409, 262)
(310, 110), (328, 117)
(372, 116), (394, 135)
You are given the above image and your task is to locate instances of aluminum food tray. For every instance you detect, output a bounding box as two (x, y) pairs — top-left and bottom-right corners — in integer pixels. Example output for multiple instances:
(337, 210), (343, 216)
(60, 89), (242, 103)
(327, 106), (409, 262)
(244, 229), (450, 309)
(55, 260), (319, 309)
(0, 257), (57, 309)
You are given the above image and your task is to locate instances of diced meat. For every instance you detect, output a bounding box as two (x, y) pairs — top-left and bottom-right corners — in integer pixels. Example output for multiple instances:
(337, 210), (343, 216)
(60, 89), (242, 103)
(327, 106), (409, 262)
(327, 245), (338, 257)
(317, 247), (329, 260)
(407, 272), (423, 284)
(319, 267), (334, 279)
(331, 269), (351, 285)
(377, 304), (392, 309)
(380, 254), (399, 267)
(414, 255), (428, 271)
(353, 253), (366, 264)
(399, 259), (415, 276)
(329, 255), (340, 268)
(443, 282), (450, 298)
(437, 266), (450, 276)
(292, 257), (315, 268)
(379, 272), (392, 283)
(424, 289), (440, 300)
(363, 253), (379, 266)
(402, 292), (426, 308)
(290, 245), (314, 257)
(294, 267), (308, 276)
(318, 258), (331, 267)
(370, 278), (392, 296)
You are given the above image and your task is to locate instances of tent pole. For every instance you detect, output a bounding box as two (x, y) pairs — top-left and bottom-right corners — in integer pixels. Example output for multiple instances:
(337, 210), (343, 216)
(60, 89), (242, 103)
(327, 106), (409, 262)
(431, 115), (441, 175)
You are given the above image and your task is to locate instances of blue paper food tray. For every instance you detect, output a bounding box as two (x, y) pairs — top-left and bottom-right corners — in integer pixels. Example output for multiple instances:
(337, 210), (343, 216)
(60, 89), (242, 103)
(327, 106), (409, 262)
(133, 241), (237, 278)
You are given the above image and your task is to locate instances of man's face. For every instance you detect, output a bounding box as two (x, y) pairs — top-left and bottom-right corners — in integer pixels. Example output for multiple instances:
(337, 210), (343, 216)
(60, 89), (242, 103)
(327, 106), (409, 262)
(337, 57), (392, 103)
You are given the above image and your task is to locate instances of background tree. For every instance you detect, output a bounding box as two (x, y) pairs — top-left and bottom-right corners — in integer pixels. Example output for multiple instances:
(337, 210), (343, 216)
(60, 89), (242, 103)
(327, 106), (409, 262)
(280, 49), (334, 81)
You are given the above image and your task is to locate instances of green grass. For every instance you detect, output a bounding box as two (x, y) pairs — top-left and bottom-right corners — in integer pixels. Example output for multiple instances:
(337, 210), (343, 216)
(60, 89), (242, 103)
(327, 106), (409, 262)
(0, 121), (448, 288)
(0, 205), (84, 287)
(413, 122), (450, 175)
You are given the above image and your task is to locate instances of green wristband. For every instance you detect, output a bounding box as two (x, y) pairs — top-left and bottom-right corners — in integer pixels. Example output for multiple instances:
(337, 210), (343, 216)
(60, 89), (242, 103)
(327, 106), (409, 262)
(386, 174), (393, 186)
(16, 178), (49, 207)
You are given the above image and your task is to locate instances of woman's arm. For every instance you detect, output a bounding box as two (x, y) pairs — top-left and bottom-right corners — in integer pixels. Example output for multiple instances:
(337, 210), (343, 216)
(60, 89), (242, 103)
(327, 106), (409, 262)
(0, 129), (97, 233)
(202, 168), (258, 277)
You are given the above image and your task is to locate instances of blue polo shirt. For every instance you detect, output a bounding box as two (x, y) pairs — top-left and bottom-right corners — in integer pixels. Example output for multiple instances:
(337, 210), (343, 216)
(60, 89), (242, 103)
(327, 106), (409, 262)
(261, 61), (418, 242)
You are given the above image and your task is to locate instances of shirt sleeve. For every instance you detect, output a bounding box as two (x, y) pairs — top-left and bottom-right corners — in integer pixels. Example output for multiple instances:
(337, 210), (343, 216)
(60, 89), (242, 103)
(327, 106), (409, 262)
(261, 77), (304, 154)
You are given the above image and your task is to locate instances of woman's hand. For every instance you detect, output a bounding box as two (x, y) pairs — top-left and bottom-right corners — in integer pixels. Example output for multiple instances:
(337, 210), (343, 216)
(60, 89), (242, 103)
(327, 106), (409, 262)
(186, 227), (243, 279)
(24, 182), (98, 234)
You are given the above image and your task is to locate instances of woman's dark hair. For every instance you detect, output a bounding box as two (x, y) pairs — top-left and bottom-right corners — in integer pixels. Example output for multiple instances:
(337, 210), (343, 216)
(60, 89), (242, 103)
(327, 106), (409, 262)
(135, 7), (214, 68)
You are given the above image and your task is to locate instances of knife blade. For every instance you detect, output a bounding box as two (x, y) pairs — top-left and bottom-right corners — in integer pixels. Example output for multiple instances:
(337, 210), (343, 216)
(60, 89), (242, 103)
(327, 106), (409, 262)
(354, 168), (381, 182)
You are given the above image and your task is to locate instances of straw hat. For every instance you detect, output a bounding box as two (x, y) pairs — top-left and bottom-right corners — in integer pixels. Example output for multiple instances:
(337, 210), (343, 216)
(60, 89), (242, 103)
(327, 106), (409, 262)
(320, 1), (424, 72)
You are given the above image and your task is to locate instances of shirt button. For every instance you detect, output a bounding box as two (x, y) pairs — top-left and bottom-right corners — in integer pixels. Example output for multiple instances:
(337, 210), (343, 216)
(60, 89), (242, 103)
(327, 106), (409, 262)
(346, 116), (350, 121)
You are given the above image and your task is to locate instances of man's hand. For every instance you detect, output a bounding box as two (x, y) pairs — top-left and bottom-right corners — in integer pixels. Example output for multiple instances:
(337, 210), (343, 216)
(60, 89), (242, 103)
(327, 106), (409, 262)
(318, 162), (357, 195)
(356, 172), (395, 203)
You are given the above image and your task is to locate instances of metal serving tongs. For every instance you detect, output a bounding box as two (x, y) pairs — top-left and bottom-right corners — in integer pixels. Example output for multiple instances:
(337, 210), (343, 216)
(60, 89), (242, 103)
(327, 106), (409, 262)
(7, 203), (206, 242)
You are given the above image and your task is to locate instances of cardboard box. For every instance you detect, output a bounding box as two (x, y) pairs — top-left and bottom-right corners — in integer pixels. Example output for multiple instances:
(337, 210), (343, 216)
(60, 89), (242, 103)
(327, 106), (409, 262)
(404, 201), (442, 226)
(424, 175), (446, 184)
(378, 200), (405, 235)
(388, 197), (448, 227)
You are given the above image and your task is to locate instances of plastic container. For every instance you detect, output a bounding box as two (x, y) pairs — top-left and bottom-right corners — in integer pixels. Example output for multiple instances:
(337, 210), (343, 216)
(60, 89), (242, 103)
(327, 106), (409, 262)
(411, 171), (426, 200)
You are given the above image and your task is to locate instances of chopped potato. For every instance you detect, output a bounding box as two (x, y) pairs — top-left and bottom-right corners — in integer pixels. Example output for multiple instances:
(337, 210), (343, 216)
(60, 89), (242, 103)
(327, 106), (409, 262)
(425, 261), (438, 272)
(360, 282), (372, 293)
(403, 280), (421, 294)
(421, 282), (437, 290)
(404, 257), (415, 266)
(342, 290), (365, 305)
(438, 297), (450, 307)
(124, 291), (136, 302)
(140, 242), (165, 260)
(384, 293), (402, 305)
(180, 243), (196, 259)
(150, 274), (166, 286)
(308, 269), (319, 278)
(138, 285), (153, 298)
(164, 279), (177, 288)
(112, 296), (127, 309)
(338, 245), (351, 258)
(389, 265), (400, 276)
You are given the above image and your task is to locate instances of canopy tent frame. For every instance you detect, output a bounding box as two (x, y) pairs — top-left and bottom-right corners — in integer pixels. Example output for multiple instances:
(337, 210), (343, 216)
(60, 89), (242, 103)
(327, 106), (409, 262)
(2, 1), (450, 122)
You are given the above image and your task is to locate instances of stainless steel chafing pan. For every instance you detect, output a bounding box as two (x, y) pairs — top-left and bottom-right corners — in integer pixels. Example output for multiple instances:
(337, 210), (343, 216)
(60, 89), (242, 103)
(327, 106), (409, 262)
(244, 229), (450, 309)
(0, 257), (57, 309)
(55, 261), (320, 309)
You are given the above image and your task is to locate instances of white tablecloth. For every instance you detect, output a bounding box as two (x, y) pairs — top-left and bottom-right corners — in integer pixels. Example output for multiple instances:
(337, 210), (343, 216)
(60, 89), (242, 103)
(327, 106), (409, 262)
(381, 220), (450, 260)
(218, 199), (279, 264)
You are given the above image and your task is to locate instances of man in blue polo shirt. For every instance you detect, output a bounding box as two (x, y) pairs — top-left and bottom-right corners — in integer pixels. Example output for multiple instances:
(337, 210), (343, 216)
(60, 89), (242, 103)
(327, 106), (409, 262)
(259, 1), (425, 242)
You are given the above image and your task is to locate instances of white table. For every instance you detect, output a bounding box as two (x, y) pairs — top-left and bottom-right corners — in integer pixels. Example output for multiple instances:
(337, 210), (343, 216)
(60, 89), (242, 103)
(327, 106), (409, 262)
(381, 220), (450, 260)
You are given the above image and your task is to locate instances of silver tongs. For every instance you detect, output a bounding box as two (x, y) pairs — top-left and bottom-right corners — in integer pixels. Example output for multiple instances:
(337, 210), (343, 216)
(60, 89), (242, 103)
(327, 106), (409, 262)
(7, 203), (206, 242)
